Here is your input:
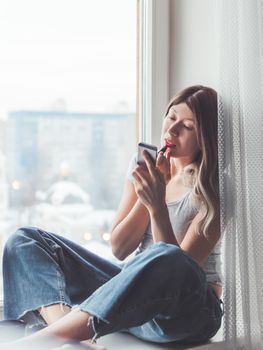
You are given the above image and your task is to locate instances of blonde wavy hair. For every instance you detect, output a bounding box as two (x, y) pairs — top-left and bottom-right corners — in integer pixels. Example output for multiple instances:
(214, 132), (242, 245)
(165, 85), (220, 239)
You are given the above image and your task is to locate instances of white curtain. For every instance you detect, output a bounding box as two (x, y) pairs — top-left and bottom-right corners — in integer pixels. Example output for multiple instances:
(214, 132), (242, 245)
(217, 0), (263, 349)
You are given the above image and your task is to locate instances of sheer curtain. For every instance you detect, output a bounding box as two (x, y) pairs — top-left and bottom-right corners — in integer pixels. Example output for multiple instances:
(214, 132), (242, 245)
(217, 0), (263, 349)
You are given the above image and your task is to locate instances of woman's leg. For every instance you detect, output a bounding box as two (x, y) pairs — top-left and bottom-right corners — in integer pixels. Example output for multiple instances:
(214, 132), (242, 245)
(4, 309), (104, 350)
(38, 304), (72, 324)
(78, 241), (223, 343)
(9, 241), (217, 346)
(3, 226), (121, 325)
(4, 238), (222, 346)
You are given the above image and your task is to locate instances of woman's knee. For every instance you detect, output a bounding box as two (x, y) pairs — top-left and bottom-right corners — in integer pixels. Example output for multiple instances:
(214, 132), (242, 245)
(151, 242), (185, 261)
(4, 226), (40, 256)
(139, 242), (188, 273)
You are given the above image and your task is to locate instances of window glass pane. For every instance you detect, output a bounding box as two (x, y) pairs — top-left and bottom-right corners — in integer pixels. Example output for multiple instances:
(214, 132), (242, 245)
(0, 0), (137, 295)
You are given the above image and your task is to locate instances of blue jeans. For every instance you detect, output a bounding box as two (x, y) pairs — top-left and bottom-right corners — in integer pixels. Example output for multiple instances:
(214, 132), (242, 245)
(2, 227), (223, 344)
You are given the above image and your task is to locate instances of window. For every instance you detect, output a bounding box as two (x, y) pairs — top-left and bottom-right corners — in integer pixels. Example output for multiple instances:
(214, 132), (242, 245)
(0, 0), (137, 297)
(138, 0), (170, 145)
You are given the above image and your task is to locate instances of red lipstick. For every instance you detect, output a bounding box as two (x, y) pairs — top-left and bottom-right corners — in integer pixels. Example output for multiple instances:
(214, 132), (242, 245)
(158, 145), (168, 154)
(158, 143), (176, 154)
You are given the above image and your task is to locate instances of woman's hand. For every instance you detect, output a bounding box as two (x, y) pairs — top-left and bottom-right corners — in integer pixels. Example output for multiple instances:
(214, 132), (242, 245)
(156, 148), (172, 184)
(132, 151), (167, 214)
(132, 150), (178, 245)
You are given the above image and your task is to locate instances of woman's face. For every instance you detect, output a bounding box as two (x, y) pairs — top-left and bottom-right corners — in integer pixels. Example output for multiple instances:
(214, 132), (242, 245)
(161, 102), (200, 161)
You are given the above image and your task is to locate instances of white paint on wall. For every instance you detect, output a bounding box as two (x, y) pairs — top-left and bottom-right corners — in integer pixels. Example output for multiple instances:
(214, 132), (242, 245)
(169, 0), (218, 97)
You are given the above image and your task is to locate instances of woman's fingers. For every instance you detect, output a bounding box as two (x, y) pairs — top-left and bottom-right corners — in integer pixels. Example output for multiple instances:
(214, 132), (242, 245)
(142, 151), (157, 178)
(165, 147), (172, 162)
(156, 150), (171, 184)
(156, 152), (165, 168)
(133, 164), (148, 179)
(133, 151), (157, 182)
(132, 166), (151, 190)
(132, 170), (143, 185)
(133, 163), (154, 191)
(132, 152), (166, 210)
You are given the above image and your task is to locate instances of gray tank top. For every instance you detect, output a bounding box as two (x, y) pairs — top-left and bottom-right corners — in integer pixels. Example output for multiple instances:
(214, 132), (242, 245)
(126, 154), (222, 285)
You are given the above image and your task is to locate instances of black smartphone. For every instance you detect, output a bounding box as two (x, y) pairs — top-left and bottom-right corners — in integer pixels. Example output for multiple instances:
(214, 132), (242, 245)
(137, 142), (158, 165)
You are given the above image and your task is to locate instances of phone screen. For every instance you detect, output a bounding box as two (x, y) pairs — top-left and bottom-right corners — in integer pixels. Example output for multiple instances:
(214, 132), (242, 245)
(137, 142), (158, 165)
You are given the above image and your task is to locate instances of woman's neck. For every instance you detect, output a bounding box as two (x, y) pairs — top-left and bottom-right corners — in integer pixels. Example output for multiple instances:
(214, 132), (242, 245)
(170, 157), (195, 176)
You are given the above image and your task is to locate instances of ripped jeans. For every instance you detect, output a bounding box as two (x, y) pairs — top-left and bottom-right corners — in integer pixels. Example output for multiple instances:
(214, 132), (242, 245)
(2, 227), (223, 344)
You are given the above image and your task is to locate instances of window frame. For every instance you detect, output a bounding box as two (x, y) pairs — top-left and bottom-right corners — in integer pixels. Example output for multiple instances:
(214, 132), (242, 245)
(138, 0), (170, 145)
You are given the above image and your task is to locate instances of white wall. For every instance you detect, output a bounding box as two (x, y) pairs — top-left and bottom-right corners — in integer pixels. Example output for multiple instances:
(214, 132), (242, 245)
(169, 0), (218, 98)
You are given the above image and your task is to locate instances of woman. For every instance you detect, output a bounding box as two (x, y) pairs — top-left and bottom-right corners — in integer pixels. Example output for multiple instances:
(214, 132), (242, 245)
(2, 85), (223, 349)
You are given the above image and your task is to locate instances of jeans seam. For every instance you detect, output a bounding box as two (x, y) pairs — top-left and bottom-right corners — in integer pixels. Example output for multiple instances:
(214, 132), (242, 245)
(56, 268), (66, 304)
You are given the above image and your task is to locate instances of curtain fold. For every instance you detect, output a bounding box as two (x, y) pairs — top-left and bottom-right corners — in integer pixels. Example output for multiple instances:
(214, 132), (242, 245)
(217, 0), (263, 349)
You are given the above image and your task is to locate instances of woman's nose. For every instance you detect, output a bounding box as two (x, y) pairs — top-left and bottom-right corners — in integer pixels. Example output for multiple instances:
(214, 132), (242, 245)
(168, 123), (179, 135)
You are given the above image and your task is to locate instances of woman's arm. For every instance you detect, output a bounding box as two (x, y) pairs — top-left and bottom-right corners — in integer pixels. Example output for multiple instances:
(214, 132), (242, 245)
(133, 151), (220, 266)
(110, 150), (172, 260)
(132, 151), (179, 246)
(179, 211), (220, 265)
(149, 204), (178, 245)
(110, 178), (150, 260)
(150, 207), (220, 266)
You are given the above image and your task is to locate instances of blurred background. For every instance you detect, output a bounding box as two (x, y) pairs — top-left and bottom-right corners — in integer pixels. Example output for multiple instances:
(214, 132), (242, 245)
(0, 0), (137, 298)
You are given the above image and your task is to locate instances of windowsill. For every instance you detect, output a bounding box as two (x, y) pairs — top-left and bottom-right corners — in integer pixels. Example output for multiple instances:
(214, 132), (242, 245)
(98, 332), (225, 350)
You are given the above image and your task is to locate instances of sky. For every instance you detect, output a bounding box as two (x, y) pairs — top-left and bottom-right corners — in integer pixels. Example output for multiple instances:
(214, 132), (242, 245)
(0, 0), (137, 118)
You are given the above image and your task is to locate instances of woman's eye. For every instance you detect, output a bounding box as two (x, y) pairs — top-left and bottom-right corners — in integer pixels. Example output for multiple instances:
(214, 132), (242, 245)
(184, 125), (193, 130)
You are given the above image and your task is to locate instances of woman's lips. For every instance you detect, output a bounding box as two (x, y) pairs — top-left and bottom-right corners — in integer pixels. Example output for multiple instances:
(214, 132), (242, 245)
(164, 139), (176, 148)
(158, 141), (176, 154)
